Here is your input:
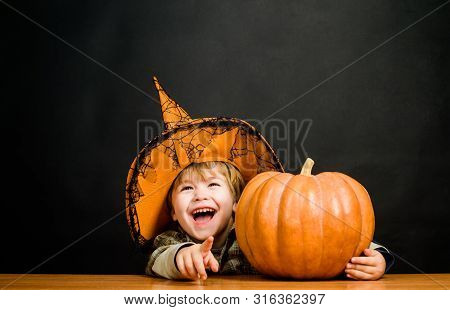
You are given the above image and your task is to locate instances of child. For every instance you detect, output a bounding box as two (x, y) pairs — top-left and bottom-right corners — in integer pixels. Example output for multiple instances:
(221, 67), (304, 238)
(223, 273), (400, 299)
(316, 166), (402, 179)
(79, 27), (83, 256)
(145, 161), (394, 280)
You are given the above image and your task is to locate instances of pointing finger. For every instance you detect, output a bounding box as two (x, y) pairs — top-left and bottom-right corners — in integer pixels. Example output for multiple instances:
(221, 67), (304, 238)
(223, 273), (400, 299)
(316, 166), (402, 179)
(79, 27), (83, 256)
(200, 236), (214, 256)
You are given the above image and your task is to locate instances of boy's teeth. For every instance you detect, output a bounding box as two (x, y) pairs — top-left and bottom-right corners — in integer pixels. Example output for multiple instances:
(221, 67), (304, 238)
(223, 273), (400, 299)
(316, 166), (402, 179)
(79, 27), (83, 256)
(193, 208), (214, 214)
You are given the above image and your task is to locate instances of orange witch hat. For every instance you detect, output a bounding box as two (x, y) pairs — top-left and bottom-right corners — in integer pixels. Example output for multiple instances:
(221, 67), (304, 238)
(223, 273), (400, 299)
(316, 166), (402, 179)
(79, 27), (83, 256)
(125, 76), (284, 250)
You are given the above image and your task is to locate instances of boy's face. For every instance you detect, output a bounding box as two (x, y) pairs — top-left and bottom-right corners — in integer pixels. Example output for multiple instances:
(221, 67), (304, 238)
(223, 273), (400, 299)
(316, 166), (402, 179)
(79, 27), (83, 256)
(170, 166), (236, 242)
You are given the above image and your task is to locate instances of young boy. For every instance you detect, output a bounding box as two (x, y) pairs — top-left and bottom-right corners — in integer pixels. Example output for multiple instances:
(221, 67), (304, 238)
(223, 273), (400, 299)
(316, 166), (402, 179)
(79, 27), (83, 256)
(146, 161), (394, 281)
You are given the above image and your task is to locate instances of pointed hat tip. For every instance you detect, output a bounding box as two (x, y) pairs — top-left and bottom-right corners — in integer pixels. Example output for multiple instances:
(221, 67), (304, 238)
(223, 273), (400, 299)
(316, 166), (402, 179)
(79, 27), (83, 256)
(152, 75), (159, 85)
(152, 76), (164, 92)
(151, 76), (192, 128)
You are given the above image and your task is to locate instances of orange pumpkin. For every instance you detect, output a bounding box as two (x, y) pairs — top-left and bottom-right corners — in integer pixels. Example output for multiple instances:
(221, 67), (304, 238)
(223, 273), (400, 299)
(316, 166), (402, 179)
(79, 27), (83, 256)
(235, 158), (375, 279)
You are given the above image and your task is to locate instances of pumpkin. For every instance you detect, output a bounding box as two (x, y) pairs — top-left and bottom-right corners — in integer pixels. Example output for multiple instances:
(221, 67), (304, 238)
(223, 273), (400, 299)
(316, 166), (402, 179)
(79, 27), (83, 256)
(235, 158), (375, 279)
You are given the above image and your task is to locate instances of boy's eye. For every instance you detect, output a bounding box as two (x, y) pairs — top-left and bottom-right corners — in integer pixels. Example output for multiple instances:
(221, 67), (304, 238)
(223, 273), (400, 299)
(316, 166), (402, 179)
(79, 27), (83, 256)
(209, 183), (220, 187)
(180, 186), (193, 191)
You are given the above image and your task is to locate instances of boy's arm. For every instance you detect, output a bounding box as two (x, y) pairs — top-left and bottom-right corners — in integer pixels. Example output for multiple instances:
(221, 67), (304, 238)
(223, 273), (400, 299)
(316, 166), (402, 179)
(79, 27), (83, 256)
(369, 242), (395, 272)
(149, 243), (195, 279)
(145, 230), (194, 279)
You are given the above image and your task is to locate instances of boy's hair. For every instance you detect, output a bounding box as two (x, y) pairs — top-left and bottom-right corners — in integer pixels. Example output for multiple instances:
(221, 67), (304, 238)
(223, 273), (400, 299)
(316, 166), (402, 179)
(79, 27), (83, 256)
(166, 161), (245, 211)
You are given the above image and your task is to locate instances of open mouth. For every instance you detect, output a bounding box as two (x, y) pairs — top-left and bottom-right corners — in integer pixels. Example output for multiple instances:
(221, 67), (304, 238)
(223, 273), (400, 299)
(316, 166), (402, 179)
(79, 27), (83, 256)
(191, 208), (217, 224)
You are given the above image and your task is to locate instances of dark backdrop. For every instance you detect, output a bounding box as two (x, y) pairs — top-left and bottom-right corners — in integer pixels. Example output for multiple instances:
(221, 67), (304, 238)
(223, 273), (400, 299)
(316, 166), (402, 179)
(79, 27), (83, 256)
(1, 0), (449, 275)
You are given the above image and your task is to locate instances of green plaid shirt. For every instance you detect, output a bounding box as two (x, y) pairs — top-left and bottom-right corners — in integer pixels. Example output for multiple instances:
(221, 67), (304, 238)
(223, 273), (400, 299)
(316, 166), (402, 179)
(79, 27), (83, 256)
(146, 222), (258, 278)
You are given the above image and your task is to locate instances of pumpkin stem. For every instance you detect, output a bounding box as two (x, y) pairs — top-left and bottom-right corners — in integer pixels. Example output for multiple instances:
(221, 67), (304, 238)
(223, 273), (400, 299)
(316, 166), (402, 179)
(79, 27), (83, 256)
(300, 158), (315, 176)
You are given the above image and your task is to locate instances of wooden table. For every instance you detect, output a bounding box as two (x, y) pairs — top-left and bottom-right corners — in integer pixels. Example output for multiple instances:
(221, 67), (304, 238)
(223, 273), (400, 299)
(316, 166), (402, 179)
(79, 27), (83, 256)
(1, 274), (448, 290)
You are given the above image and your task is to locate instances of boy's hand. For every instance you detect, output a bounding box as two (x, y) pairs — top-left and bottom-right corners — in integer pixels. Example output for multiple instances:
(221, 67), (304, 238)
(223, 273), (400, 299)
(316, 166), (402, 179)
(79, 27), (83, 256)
(345, 248), (386, 280)
(176, 236), (219, 280)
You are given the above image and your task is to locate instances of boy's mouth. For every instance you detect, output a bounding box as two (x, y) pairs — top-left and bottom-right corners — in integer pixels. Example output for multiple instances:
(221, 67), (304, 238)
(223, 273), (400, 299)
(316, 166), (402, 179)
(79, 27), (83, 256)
(191, 207), (217, 224)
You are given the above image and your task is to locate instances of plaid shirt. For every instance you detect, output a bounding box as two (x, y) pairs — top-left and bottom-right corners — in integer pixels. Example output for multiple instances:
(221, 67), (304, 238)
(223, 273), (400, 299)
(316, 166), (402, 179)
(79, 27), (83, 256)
(146, 222), (258, 278)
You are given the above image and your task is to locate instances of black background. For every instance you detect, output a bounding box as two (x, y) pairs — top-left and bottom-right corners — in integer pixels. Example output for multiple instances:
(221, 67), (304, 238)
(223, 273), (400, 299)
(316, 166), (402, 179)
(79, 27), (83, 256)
(1, 1), (449, 275)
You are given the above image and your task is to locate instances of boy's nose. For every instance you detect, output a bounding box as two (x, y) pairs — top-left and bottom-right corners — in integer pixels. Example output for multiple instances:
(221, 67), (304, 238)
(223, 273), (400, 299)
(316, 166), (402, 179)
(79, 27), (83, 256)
(193, 194), (208, 201)
(193, 188), (209, 201)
